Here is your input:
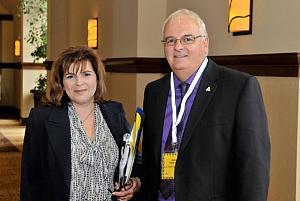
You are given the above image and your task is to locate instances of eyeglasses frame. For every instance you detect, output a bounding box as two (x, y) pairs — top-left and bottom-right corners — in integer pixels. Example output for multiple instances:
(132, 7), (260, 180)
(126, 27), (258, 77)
(161, 34), (206, 47)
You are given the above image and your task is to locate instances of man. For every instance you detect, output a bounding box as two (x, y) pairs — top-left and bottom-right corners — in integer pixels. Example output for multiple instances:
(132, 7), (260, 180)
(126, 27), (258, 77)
(142, 9), (270, 201)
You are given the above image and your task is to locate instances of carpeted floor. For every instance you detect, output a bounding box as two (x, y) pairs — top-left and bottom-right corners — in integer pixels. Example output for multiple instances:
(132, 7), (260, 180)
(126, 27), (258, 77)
(0, 119), (25, 201)
(0, 133), (20, 152)
(0, 152), (21, 201)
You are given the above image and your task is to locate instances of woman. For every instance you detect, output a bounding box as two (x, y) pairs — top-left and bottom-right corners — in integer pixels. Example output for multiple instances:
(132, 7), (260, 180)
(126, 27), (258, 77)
(20, 46), (141, 201)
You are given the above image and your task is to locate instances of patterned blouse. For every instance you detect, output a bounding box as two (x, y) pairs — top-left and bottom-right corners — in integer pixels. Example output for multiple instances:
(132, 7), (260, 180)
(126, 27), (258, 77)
(68, 103), (119, 201)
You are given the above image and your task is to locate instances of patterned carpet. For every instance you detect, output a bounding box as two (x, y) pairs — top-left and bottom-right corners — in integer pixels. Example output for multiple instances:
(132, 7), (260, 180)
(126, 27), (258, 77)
(0, 120), (25, 201)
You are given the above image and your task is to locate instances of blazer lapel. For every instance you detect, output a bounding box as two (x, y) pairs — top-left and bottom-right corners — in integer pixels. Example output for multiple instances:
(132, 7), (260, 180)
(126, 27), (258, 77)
(179, 60), (220, 154)
(99, 103), (125, 148)
(44, 106), (71, 190)
(153, 76), (170, 167)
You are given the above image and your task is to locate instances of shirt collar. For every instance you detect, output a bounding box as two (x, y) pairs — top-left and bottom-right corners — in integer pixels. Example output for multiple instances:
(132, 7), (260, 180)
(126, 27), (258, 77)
(173, 57), (208, 88)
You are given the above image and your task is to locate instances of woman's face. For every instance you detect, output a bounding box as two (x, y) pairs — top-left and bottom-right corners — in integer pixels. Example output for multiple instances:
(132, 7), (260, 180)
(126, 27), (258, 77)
(63, 60), (97, 106)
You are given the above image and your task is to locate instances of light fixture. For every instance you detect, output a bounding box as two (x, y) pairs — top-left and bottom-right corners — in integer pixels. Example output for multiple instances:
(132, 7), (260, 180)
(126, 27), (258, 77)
(228, 0), (253, 35)
(14, 39), (21, 57)
(88, 18), (98, 49)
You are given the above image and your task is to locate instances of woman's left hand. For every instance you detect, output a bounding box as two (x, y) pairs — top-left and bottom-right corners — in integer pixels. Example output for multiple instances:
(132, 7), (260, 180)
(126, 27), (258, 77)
(112, 177), (141, 201)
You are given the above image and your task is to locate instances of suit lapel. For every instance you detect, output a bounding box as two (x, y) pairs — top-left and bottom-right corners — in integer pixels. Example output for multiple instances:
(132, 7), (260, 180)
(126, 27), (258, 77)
(44, 106), (71, 190)
(179, 60), (220, 154)
(153, 76), (170, 167)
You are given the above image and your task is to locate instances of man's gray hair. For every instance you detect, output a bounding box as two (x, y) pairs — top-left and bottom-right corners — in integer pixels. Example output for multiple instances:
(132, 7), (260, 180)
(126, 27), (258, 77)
(162, 9), (208, 38)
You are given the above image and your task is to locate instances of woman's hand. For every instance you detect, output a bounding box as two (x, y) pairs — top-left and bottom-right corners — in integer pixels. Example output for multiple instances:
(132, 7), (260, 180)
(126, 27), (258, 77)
(112, 177), (141, 201)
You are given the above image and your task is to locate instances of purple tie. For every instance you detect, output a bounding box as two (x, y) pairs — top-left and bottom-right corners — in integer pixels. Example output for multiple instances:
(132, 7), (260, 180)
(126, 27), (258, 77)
(160, 82), (189, 199)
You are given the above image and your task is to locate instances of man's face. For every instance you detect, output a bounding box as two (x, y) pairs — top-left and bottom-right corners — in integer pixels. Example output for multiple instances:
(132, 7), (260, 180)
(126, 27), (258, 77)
(163, 15), (209, 81)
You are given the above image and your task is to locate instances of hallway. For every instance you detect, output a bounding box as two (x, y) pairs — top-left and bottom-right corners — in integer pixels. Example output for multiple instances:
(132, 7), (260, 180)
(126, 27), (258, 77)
(0, 119), (25, 201)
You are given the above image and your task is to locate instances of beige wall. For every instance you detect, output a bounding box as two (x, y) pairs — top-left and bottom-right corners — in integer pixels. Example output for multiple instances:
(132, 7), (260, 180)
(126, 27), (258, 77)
(47, 0), (68, 60)
(14, 69), (21, 108)
(0, 3), (9, 13)
(0, 3), (10, 62)
(0, 69), (14, 105)
(106, 72), (164, 123)
(0, 1), (28, 110)
(136, 73), (165, 108)
(1, 21), (14, 62)
(297, 80), (300, 201)
(0, 20), (14, 106)
(0, 2), (22, 63)
(258, 77), (299, 201)
(109, 0), (138, 58)
(137, 0), (166, 57)
(48, 0), (300, 58)
(20, 68), (47, 118)
(106, 73), (137, 123)
(48, 0), (139, 60)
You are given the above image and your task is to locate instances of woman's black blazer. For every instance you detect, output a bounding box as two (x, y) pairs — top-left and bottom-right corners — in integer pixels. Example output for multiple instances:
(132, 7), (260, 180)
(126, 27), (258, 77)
(20, 101), (135, 201)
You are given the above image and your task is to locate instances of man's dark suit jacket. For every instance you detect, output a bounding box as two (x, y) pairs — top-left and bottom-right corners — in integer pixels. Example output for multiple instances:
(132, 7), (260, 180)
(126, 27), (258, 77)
(142, 59), (270, 201)
(20, 101), (131, 201)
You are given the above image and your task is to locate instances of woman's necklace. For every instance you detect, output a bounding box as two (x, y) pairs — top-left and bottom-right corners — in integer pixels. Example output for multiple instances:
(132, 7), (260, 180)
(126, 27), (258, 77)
(81, 106), (94, 123)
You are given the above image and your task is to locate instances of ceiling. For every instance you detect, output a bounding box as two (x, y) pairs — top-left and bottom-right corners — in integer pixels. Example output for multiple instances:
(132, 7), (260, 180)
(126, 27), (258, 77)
(0, 0), (18, 14)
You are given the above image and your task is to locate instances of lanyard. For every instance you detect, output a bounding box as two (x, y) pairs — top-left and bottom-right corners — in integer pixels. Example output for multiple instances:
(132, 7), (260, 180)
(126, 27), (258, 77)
(170, 57), (208, 146)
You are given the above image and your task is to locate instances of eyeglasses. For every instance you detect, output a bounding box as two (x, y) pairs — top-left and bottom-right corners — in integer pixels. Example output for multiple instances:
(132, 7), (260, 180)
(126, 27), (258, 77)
(161, 34), (206, 47)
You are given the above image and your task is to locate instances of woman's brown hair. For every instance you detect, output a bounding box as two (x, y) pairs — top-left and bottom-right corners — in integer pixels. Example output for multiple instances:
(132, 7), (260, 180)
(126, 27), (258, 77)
(49, 46), (106, 106)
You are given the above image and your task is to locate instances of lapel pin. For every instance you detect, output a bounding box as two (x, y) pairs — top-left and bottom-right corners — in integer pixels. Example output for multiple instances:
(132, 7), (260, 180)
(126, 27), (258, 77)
(206, 86), (211, 92)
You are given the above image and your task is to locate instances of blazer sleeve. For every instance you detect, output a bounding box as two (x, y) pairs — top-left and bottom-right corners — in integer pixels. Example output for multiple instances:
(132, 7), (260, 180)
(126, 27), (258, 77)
(20, 108), (48, 201)
(234, 76), (270, 201)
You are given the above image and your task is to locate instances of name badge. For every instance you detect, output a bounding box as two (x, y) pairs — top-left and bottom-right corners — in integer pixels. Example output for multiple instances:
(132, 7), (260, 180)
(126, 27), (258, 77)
(161, 152), (178, 179)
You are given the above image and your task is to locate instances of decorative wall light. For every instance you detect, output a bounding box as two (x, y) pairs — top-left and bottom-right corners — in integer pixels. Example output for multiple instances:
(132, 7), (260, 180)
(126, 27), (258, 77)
(14, 39), (21, 57)
(88, 18), (98, 49)
(228, 0), (253, 35)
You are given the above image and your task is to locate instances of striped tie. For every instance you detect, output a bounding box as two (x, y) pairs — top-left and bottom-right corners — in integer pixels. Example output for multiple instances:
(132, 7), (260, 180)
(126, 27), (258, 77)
(160, 82), (189, 199)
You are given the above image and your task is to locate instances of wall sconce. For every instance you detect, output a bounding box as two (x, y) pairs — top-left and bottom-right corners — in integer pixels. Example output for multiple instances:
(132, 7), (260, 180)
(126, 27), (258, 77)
(88, 18), (98, 49)
(228, 0), (253, 36)
(14, 39), (21, 57)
